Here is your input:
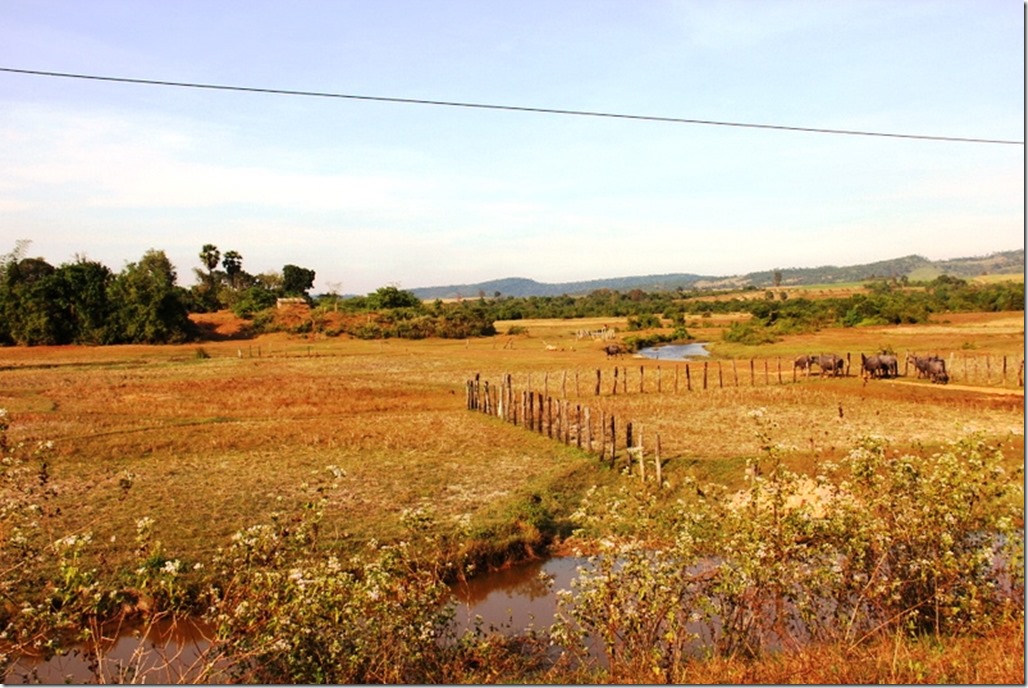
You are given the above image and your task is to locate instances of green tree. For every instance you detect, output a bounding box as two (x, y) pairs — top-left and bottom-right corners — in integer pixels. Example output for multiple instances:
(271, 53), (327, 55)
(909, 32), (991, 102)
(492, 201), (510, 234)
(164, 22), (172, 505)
(282, 264), (316, 297)
(368, 285), (422, 310)
(0, 257), (66, 345)
(53, 259), (116, 344)
(222, 250), (244, 289)
(111, 250), (193, 343)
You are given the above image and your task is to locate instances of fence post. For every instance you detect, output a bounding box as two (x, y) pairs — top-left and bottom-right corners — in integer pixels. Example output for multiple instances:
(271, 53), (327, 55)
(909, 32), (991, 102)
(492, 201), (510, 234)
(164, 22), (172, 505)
(655, 433), (662, 488)
(609, 415), (617, 469)
(685, 363), (692, 391)
(718, 361), (724, 389)
(777, 357), (783, 384)
(750, 358), (755, 386)
(585, 407), (592, 453)
(733, 359), (739, 386)
(612, 367), (619, 395)
(703, 361), (708, 390)
(638, 425), (645, 483)
(639, 365), (645, 394)
(599, 411), (607, 463)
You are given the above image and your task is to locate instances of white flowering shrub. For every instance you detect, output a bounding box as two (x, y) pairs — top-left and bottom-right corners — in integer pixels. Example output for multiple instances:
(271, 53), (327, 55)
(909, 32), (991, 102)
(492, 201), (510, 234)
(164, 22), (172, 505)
(552, 412), (1024, 674)
(202, 497), (461, 683)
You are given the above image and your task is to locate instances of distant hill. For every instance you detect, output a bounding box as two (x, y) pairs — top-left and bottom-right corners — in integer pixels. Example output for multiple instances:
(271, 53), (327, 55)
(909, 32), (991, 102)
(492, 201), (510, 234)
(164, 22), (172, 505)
(409, 249), (1024, 299)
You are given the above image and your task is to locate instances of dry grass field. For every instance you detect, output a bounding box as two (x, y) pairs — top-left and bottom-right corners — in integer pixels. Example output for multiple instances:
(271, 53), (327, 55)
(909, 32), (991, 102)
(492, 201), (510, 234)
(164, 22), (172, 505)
(0, 309), (1022, 573)
(0, 307), (1023, 683)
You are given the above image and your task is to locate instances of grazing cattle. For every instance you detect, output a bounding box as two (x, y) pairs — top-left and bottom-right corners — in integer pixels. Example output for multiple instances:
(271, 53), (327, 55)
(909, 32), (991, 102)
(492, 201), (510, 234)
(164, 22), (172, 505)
(794, 355), (816, 375)
(925, 358), (949, 384)
(862, 353), (898, 380)
(814, 353), (845, 377)
(879, 354), (899, 378)
(907, 353), (930, 379)
(907, 354), (948, 384)
(861, 353), (886, 380)
(603, 343), (628, 358)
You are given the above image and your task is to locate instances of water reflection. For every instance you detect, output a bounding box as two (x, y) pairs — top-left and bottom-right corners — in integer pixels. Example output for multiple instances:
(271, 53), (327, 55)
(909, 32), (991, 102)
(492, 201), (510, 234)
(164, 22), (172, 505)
(450, 557), (582, 635)
(638, 342), (710, 360)
(3, 617), (216, 685)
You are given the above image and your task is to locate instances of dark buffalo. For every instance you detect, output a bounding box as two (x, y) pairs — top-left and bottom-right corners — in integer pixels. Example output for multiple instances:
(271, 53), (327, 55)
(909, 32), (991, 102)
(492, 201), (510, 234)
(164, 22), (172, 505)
(879, 354), (899, 378)
(814, 353), (845, 377)
(907, 354), (948, 384)
(794, 355), (816, 374)
(603, 343), (628, 358)
(861, 353), (887, 380)
(925, 358), (949, 384)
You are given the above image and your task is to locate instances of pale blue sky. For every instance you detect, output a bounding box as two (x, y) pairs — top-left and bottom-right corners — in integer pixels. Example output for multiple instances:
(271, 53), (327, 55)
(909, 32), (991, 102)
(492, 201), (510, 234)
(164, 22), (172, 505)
(0, 1), (1023, 295)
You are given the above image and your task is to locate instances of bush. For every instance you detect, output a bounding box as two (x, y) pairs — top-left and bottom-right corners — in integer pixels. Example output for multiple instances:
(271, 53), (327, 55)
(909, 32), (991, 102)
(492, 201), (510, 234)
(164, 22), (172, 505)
(552, 417), (1024, 678)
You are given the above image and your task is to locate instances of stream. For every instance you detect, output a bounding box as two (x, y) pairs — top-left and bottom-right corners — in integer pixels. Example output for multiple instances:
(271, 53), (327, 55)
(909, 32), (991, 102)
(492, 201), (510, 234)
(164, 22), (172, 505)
(637, 341), (710, 360)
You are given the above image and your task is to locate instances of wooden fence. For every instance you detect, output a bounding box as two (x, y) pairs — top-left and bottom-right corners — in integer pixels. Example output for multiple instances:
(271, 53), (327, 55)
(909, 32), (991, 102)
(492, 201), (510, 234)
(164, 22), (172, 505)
(499, 353), (1024, 397)
(466, 373), (665, 486)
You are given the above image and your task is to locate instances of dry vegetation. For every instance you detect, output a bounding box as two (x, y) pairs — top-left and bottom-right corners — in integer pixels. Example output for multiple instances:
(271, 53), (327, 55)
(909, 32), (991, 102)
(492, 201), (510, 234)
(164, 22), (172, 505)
(0, 308), (1023, 683)
(0, 310), (1022, 560)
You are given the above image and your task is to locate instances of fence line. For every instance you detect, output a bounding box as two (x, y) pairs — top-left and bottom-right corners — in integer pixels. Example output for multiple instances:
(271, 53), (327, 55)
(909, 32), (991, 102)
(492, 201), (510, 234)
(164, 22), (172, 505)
(483, 353), (1024, 400)
(466, 373), (665, 487)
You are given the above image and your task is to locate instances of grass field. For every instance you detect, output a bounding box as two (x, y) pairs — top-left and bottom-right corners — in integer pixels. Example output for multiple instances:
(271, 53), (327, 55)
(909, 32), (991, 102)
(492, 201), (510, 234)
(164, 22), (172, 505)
(0, 310), (1022, 567)
(0, 308), (1023, 683)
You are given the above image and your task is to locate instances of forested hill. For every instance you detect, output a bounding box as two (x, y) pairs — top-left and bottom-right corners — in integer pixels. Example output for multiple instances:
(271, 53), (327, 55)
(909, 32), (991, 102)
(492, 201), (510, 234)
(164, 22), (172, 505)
(410, 249), (1024, 299)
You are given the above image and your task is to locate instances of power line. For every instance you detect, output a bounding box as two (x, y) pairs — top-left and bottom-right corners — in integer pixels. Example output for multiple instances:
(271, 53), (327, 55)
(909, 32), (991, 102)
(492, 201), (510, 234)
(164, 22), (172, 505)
(1, 66), (1022, 146)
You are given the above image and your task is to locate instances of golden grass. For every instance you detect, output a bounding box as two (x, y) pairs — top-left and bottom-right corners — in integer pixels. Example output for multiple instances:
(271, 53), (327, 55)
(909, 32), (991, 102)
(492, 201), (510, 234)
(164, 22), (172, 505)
(0, 311), (1022, 570)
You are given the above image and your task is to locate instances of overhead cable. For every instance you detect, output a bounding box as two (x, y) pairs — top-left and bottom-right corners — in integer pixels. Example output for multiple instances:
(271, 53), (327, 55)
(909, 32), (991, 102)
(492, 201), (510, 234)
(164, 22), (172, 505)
(0, 67), (1022, 146)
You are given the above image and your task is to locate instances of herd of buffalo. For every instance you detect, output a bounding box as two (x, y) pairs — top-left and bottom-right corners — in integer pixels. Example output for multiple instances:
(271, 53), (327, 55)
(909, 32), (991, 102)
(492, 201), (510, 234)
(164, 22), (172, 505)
(602, 343), (950, 385)
(794, 352), (949, 384)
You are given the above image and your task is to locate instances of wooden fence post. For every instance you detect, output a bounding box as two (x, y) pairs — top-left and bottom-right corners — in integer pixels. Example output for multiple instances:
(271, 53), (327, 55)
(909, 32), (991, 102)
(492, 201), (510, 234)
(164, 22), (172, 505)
(750, 358), (755, 386)
(657, 365), (662, 393)
(685, 363), (692, 391)
(638, 425), (645, 482)
(595, 369), (602, 396)
(733, 359), (739, 387)
(718, 361), (724, 389)
(609, 415), (617, 469)
(639, 365), (645, 394)
(612, 367), (619, 395)
(777, 357), (783, 384)
(585, 407), (593, 453)
(655, 433), (662, 488)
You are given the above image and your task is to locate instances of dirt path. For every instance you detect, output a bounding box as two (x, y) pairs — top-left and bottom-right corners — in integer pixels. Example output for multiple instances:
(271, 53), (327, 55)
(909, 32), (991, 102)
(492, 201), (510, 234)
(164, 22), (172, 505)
(886, 379), (1024, 397)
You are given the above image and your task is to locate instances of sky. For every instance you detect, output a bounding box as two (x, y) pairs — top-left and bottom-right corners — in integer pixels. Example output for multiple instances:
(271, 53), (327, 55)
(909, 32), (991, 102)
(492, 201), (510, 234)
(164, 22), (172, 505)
(0, 0), (1023, 296)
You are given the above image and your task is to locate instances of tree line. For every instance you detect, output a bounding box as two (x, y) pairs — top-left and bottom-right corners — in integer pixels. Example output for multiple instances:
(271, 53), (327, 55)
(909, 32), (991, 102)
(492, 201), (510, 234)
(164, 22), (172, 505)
(0, 242), (320, 346)
(1, 240), (1022, 347)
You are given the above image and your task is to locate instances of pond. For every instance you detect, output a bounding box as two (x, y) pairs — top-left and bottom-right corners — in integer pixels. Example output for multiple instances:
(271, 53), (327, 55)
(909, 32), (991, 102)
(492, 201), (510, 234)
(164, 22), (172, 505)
(4, 561), (583, 684)
(450, 556), (581, 636)
(637, 342), (710, 360)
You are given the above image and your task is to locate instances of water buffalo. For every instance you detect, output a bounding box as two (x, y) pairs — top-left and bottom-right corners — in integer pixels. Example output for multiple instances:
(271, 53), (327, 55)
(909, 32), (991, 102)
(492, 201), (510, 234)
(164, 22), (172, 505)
(794, 355), (816, 375)
(603, 343), (628, 358)
(879, 354), (899, 378)
(926, 359), (949, 384)
(906, 354), (948, 384)
(861, 353), (887, 380)
(814, 353), (845, 377)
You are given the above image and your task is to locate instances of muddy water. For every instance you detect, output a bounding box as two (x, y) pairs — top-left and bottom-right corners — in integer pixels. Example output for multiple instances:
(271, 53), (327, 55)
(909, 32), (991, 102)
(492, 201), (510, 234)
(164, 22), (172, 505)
(3, 617), (217, 685)
(638, 342), (711, 360)
(450, 556), (583, 635)
(5, 561), (584, 684)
